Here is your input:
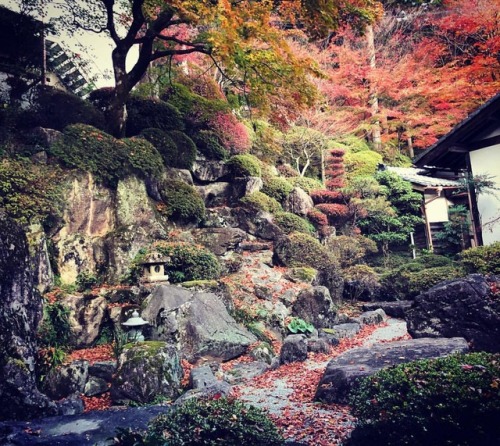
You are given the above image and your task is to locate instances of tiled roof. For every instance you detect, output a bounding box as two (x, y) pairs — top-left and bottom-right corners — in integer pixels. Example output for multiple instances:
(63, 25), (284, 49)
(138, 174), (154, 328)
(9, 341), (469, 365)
(386, 166), (462, 187)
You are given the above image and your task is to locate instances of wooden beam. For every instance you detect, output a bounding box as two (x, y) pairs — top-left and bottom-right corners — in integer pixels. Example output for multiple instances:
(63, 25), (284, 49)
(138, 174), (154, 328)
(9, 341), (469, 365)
(468, 134), (500, 150)
(448, 145), (468, 153)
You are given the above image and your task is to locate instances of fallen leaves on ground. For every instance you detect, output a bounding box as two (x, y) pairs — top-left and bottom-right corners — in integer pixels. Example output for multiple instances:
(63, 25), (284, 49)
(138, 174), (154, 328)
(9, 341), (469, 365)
(67, 344), (114, 364)
(81, 392), (112, 412)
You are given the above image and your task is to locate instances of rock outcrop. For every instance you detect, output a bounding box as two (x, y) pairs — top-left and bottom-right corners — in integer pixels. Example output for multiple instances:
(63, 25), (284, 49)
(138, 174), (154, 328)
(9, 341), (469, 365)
(315, 337), (469, 404)
(142, 285), (257, 362)
(111, 342), (182, 404)
(0, 212), (57, 421)
(407, 275), (500, 352)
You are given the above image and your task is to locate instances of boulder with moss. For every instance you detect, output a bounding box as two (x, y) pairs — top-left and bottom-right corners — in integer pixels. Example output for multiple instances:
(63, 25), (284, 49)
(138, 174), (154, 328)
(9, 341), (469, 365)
(0, 212), (57, 421)
(111, 341), (182, 404)
(191, 227), (248, 256)
(284, 186), (314, 216)
(292, 286), (338, 329)
(142, 285), (257, 362)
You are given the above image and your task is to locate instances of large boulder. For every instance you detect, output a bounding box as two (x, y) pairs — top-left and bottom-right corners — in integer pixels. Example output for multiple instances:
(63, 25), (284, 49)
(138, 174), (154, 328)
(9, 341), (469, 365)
(0, 212), (57, 421)
(230, 176), (263, 202)
(284, 187), (314, 217)
(407, 274), (500, 352)
(111, 342), (182, 404)
(61, 294), (108, 348)
(43, 360), (89, 400)
(315, 337), (469, 404)
(362, 301), (413, 319)
(280, 334), (308, 364)
(192, 154), (228, 182)
(232, 207), (284, 241)
(292, 286), (338, 329)
(196, 183), (231, 208)
(142, 285), (257, 362)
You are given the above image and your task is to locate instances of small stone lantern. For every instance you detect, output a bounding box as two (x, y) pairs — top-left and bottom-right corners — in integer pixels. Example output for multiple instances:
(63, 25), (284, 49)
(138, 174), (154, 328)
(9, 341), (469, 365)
(122, 310), (149, 342)
(141, 252), (170, 283)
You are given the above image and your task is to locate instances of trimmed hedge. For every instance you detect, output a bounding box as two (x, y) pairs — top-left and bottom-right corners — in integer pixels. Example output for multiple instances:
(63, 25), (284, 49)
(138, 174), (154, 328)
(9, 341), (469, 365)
(167, 130), (197, 169)
(289, 176), (323, 194)
(262, 177), (294, 203)
(120, 137), (163, 179)
(192, 130), (229, 160)
(349, 352), (500, 446)
(274, 211), (315, 235)
(461, 242), (500, 275)
(158, 179), (205, 223)
(227, 154), (262, 178)
(125, 96), (184, 136)
(241, 191), (282, 214)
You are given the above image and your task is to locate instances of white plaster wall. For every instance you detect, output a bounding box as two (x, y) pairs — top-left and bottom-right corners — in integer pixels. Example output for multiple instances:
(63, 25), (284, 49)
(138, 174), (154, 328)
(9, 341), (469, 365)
(424, 193), (450, 223)
(469, 144), (500, 245)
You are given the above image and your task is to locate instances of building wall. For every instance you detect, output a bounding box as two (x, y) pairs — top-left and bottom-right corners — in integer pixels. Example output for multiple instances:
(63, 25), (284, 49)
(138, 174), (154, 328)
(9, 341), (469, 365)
(424, 193), (450, 223)
(469, 143), (500, 245)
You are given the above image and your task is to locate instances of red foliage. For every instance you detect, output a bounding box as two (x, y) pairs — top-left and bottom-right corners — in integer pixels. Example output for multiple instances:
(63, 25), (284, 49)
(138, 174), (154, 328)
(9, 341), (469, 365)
(82, 392), (112, 412)
(310, 189), (344, 204)
(209, 111), (251, 154)
(325, 178), (345, 189)
(315, 203), (350, 219)
(307, 208), (329, 227)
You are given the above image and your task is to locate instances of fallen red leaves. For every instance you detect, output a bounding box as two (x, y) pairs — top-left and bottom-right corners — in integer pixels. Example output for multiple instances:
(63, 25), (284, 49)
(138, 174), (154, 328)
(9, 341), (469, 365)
(67, 344), (114, 365)
(81, 392), (112, 412)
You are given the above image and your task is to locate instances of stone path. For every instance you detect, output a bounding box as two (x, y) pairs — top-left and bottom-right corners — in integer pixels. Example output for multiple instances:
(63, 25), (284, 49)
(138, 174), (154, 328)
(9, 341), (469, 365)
(0, 319), (408, 446)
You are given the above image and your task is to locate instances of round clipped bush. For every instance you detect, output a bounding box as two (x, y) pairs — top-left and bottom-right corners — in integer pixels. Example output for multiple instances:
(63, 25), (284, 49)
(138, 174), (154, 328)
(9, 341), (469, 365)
(460, 242), (500, 275)
(325, 235), (377, 268)
(343, 264), (381, 301)
(227, 154), (262, 178)
(120, 137), (163, 179)
(154, 241), (221, 283)
(262, 177), (294, 203)
(49, 124), (128, 187)
(140, 127), (177, 164)
(273, 232), (334, 269)
(241, 191), (282, 214)
(144, 397), (284, 445)
(158, 179), (205, 223)
(166, 130), (197, 169)
(192, 130), (228, 160)
(274, 211), (315, 235)
(125, 96), (184, 136)
(18, 86), (105, 131)
(289, 176), (323, 194)
(349, 352), (500, 446)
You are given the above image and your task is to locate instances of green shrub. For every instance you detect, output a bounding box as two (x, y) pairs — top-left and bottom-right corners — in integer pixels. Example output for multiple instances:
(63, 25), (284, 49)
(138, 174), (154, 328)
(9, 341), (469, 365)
(120, 137), (163, 179)
(241, 191), (282, 214)
(289, 176), (323, 194)
(37, 302), (71, 348)
(166, 130), (197, 169)
(325, 235), (378, 268)
(0, 158), (65, 227)
(76, 271), (99, 292)
(262, 177), (294, 203)
(227, 153), (262, 177)
(49, 124), (128, 187)
(158, 179), (205, 223)
(192, 130), (229, 160)
(416, 253), (453, 268)
(125, 96), (184, 136)
(140, 127), (177, 164)
(274, 211), (315, 235)
(18, 86), (105, 131)
(273, 232), (335, 269)
(349, 352), (500, 446)
(154, 241), (221, 283)
(143, 397), (284, 445)
(461, 242), (500, 275)
(381, 265), (464, 300)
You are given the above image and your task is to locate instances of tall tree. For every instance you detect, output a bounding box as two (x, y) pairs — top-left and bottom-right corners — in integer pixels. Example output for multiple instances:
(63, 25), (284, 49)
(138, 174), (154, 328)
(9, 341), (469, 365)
(21, 0), (380, 136)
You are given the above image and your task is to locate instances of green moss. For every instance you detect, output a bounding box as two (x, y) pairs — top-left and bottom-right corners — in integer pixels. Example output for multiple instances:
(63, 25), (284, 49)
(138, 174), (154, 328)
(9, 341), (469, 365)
(166, 130), (197, 169)
(120, 137), (163, 179)
(461, 242), (500, 275)
(180, 279), (219, 289)
(241, 191), (282, 214)
(288, 267), (318, 283)
(191, 130), (228, 160)
(262, 177), (294, 203)
(288, 176), (323, 194)
(274, 232), (336, 269)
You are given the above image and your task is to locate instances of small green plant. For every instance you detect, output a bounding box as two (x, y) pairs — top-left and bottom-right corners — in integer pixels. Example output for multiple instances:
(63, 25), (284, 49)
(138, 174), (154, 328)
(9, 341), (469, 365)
(349, 352), (500, 446)
(76, 271), (99, 292)
(227, 153), (262, 177)
(144, 397), (284, 445)
(37, 346), (67, 385)
(288, 176), (323, 194)
(112, 327), (128, 359)
(343, 264), (381, 301)
(287, 317), (314, 334)
(37, 301), (72, 348)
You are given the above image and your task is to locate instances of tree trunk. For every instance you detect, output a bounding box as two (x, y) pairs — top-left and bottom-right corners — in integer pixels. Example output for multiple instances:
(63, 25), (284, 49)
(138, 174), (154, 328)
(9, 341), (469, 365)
(108, 48), (131, 138)
(366, 24), (382, 152)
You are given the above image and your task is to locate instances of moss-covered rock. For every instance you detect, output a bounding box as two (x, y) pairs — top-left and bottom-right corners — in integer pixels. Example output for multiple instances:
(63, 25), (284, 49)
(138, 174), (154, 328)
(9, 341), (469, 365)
(158, 179), (206, 224)
(227, 154), (262, 178)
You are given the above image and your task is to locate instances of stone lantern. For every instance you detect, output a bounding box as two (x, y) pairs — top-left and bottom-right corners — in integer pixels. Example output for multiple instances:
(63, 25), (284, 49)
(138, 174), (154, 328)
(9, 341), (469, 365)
(140, 252), (170, 283)
(122, 310), (149, 342)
